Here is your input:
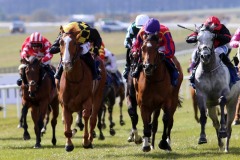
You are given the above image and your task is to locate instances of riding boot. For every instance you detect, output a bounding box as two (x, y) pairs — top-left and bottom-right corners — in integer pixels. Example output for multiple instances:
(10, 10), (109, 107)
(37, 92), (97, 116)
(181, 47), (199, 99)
(44, 65), (56, 87)
(17, 67), (27, 86)
(131, 63), (142, 78)
(81, 52), (100, 80)
(189, 69), (196, 89)
(54, 62), (63, 80)
(164, 58), (179, 87)
(122, 49), (131, 79)
(219, 53), (239, 85)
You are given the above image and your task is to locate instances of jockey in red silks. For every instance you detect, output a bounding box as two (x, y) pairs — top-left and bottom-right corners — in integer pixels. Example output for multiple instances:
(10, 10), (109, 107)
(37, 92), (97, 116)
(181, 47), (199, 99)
(186, 16), (238, 88)
(17, 32), (55, 86)
(131, 18), (179, 86)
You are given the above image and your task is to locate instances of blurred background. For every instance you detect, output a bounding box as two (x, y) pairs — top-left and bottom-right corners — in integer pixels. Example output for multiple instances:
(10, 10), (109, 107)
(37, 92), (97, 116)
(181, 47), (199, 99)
(1, 0), (240, 113)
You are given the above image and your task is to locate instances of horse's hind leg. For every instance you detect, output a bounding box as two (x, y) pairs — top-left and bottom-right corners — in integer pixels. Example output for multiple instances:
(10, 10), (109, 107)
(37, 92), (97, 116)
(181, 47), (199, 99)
(50, 98), (59, 146)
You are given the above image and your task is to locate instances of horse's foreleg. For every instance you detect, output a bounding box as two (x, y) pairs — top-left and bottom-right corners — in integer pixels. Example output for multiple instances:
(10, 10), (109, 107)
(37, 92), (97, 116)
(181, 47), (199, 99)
(108, 104), (116, 136)
(31, 107), (44, 149)
(63, 107), (74, 152)
(151, 109), (160, 149)
(208, 107), (223, 150)
(119, 92), (125, 126)
(158, 111), (172, 151)
(218, 96), (227, 138)
(198, 106), (208, 144)
(82, 107), (92, 148)
(21, 105), (30, 140)
(97, 105), (105, 140)
(141, 107), (152, 152)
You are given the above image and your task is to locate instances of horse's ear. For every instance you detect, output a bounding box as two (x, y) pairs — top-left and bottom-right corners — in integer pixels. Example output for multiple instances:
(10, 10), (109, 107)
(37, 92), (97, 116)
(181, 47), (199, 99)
(75, 31), (81, 41)
(60, 25), (64, 34)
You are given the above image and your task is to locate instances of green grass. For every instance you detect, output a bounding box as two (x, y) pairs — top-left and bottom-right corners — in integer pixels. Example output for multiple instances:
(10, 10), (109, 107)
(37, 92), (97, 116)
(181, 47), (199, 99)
(1, 96), (240, 160)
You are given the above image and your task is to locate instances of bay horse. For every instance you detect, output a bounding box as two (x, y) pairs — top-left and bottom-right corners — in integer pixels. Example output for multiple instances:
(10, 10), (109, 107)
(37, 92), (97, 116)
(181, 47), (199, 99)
(18, 57), (59, 148)
(133, 34), (183, 152)
(194, 27), (240, 152)
(58, 27), (106, 152)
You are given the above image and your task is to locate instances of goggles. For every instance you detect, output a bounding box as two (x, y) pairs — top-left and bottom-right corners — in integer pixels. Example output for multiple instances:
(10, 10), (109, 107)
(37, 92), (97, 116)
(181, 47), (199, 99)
(31, 43), (43, 48)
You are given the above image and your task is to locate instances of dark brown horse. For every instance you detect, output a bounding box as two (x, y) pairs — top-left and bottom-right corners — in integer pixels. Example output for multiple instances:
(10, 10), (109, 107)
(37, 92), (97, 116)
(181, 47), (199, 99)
(133, 34), (183, 152)
(58, 27), (106, 152)
(101, 70), (125, 128)
(18, 57), (59, 148)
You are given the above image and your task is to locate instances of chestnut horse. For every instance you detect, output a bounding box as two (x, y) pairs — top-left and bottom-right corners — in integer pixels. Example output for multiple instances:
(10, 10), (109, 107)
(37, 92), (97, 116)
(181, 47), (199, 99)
(18, 57), (59, 148)
(133, 34), (183, 152)
(58, 27), (106, 152)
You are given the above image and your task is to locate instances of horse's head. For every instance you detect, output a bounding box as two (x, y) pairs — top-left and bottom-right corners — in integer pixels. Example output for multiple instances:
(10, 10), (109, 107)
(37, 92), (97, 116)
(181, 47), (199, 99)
(197, 27), (215, 64)
(141, 33), (160, 76)
(24, 57), (42, 98)
(59, 25), (82, 72)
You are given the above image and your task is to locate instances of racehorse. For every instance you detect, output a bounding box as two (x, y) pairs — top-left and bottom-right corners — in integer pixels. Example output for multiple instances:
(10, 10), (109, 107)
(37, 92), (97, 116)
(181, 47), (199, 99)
(101, 70), (125, 128)
(126, 59), (142, 144)
(133, 33), (183, 152)
(97, 72), (116, 140)
(58, 26), (106, 152)
(194, 27), (240, 152)
(18, 57), (59, 148)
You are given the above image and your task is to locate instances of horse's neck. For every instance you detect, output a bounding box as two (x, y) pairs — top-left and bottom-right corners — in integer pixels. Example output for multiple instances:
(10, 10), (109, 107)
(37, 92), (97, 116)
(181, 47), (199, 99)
(148, 61), (168, 82)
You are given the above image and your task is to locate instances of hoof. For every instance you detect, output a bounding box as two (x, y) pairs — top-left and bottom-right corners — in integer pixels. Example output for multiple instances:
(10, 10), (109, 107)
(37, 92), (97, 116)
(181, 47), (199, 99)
(23, 132), (31, 140)
(142, 145), (151, 152)
(82, 143), (93, 149)
(34, 143), (41, 149)
(110, 122), (115, 128)
(135, 135), (142, 144)
(93, 130), (96, 138)
(232, 119), (240, 125)
(128, 136), (134, 142)
(98, 133), (105, 140)
(120, 120), (125, 126)
(65, 144), (74, 152)
(159, 140), (172, 151)
(110, 128), (116, 136)
(219, 130), (227, 138)
(77, 123), (84, 131)
(101, 123), (106, 129)
(198, 137), (207, 144)
(52, 138), (57, 146)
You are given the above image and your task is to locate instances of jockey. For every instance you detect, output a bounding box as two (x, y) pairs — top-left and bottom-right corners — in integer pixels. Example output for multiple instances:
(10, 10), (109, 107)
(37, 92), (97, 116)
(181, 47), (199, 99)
(122, 14), (150, 80)
(52, 21), (102, 81)
(186, 16), (238, 88)
(131, 18), (179, 86)
(104, 48), (123, 86)
(17, 32), (55, 86)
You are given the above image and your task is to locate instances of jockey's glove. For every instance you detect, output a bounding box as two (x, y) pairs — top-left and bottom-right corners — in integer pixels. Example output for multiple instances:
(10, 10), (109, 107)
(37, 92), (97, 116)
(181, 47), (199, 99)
(93, 46), (99, 56)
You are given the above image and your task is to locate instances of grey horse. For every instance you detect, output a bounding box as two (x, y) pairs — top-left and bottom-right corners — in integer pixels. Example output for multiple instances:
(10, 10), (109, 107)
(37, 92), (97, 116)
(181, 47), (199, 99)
(194, 27), (240, 152)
